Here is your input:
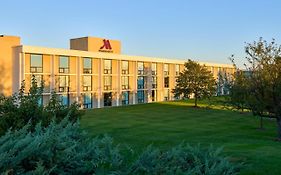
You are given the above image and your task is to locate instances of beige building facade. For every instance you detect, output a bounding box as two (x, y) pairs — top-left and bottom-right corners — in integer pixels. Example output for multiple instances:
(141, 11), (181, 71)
(0, 35), (235, 108)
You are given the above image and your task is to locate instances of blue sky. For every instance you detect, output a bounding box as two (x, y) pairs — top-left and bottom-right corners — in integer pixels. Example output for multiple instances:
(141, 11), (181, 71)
(1, 0), (281, 66)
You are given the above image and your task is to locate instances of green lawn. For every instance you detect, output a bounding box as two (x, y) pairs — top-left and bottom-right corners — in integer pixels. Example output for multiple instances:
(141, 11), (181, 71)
(81, 100), (281, 175)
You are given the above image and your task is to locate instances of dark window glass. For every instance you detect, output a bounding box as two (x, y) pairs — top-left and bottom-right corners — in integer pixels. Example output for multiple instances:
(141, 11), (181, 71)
(122, 91), (129, 105)
(137, 90), (145, 103)
(164, 77), (169, 88)
(60, 94), (69, 106)
(104, 92), (112, 106)
(59, 56), (69, 73)
(137, 76), (144, 89)
(152, 90), (157, 102)
(83, 58), (92, 74)
(83, 93), (92, 109)
(152, 76), (157, 89)
(30, 54), (43, 73)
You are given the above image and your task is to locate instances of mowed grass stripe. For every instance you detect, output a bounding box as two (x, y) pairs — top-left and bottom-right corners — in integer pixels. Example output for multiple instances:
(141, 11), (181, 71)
(81, 101), (281, 175)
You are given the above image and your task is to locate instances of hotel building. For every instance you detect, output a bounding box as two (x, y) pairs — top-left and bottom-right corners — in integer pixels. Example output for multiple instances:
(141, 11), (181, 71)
(0, 35), (235, 108)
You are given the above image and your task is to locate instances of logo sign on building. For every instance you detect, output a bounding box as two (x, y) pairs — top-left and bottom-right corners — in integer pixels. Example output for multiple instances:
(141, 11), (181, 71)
(99, 39), (112, 52)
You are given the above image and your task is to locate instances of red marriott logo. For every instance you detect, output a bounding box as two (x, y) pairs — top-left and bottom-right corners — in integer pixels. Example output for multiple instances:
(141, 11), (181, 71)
(100, 39), (112, 50)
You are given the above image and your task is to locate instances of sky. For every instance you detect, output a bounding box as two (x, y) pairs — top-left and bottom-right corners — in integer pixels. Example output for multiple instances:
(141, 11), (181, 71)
(1, 0), (281, 67)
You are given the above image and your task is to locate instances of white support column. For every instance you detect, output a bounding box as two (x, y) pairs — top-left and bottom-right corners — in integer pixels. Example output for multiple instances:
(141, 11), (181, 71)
(97, 58), (102, 108)
(76, 57), (81, 103)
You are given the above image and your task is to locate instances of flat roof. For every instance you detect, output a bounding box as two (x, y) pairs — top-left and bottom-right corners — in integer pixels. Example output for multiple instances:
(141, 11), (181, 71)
(17, 45), (234, 68)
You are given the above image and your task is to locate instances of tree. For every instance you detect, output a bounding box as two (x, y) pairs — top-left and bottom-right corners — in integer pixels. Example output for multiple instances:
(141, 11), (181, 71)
(231, 38), (281, 139)
(173, 59), (216, 107)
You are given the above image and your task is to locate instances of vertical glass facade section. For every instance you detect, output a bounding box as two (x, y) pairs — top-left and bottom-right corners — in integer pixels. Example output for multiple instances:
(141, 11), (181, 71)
(83, 58), (92, 74)
(175, 64), (180, 76)
(58, 75), (69, 92)
(83, 76), (92, 91)
(164, 64), (169, 76)
(122, 61), (129, 74)
(137, 76), (144, 89)
(83, 93), (92, 109)
(164, 77), (169, 88)
(164, 89), (170, 101)
(60, 94), (69, 106)
(121, 76), (129, 90)
(122, 91), (129, 105)
(59, 56), (69, 73)
(30, 54), (43, 73)
(152, 76), (157, 89)
(104, 76), (112, 90)
(104, 92), (112, 106)
(138, 62), (144, 75)
(137, 90), (144, 103)
(104, 60), (112, 74)
(152, 63), (157, 75)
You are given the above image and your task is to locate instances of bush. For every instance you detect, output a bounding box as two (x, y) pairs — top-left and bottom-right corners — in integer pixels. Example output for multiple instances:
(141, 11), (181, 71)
(0, 117), (123, 174)
(0, 77), (84, 135)
(0, 118), (241, 175)
(128, 144), (240, 175)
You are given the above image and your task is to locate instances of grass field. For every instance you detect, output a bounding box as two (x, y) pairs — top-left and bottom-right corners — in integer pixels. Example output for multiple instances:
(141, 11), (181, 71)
(81, 99), (281, 175)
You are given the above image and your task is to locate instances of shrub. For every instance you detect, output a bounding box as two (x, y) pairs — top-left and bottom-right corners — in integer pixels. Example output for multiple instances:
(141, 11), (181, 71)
(0, 118), (241, 175)
(128, 144), (241, 175)
(0, 117), (123, 174)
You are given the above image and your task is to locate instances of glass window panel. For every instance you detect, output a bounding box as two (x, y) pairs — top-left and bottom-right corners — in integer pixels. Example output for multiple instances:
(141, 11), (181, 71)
(83, 58), (92, 69)
(59, 56), (69, 68)
(31, 54), (43, 67)
(83, 76), (92, 87)
(104, 60), (112, 70)
(104, 76), (112, 86)
(122, 61), (129, 70)
(60, 94), (69, 106)
(138, 62), (144, 71)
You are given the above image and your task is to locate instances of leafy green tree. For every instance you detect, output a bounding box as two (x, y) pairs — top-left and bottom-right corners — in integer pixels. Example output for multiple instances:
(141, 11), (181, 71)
(231, 38), (281, 138)
(173, 59), (216, 107)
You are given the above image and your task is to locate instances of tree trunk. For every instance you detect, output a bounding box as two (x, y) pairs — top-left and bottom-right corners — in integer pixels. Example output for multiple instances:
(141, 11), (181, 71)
(277, 118), (281, 140)
(194, 97), (198, 107)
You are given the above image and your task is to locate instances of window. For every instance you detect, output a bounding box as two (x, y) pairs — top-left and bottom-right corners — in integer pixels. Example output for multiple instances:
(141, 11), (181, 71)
(137, 76), (145, 89)
(60, 94), (69, 106)
(104, 76), (112, 90)
(104, 60), (112, 74)
(83, 93), (92, 109)
(137, 90), (144, 103)
(83, 76), (92, 91)
(31, 75), (43, 87)
(164, 64), (169, 76)
(152, 63), (157, 75)
(152, 90), (157, 102)
(121, 76), (129, 90)
(59, 56), (69, 73)
(175, 64), (180, 76)
(152, 76), (157, 89)
(122, 91), (129, 105)
(104, 92), (112, 106)
(83, 58), (92, 74)
(138, 62), (144, 75)
(38, 96), (43, 106)
(164, 77), (169, 88)
(122, 61), (129, 74)
(164, 89), (170, 101)
(30, 54), (43, 73)
(58, 75), (69, 92)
